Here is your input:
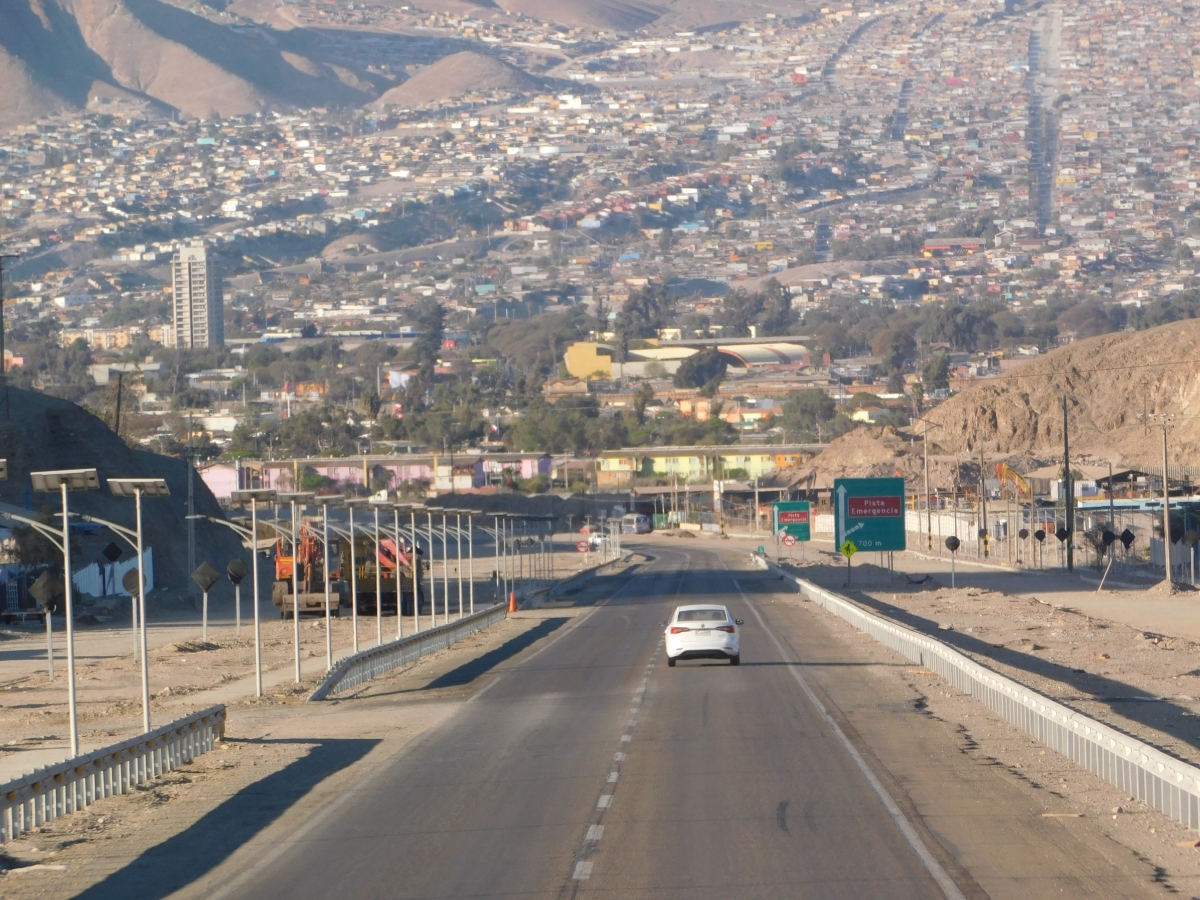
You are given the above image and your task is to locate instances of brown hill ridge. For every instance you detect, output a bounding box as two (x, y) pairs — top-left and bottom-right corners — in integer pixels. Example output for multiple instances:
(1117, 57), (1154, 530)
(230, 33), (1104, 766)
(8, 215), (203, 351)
(925, 319), (1200, 465)
(372, 51), (544, 108)
(0, 0), (373, 127)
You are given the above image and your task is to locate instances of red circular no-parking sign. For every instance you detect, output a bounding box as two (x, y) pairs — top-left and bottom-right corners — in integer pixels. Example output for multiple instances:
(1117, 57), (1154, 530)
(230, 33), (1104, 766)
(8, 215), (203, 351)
(782, 534), (797, 547)
(576, 540), (590, 553)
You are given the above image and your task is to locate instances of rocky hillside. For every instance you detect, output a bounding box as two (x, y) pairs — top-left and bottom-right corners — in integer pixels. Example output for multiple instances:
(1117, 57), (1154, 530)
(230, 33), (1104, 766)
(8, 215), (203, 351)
(925, 319), (1200, 465)
(0, 0), (375, 127)
(0, 387), (246, 601)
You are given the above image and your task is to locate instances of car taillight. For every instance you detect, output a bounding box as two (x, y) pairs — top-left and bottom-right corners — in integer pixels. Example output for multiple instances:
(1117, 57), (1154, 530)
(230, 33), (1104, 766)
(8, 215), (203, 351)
(670, 626), (690, 634)
(717, 625), (735, 633)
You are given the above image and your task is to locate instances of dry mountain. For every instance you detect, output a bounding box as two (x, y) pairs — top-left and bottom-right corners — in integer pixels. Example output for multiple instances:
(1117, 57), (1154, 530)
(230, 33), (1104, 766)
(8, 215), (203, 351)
(925, 319), (1200, 465)
(0, 0), (377, 126)
(372, 51), (545, 108)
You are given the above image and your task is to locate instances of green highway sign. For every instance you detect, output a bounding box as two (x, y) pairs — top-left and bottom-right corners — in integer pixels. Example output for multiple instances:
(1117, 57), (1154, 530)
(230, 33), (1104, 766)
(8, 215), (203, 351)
(833, 477), (906, 553)
(772, 501), (811, 541)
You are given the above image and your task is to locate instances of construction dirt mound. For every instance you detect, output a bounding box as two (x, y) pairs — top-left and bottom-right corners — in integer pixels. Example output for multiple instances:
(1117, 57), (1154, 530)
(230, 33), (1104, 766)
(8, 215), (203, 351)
(372, 51), (543, 108)
(924, 319), (1200, 466)
(0, 387), (245, 604)
(783, 427), (1050, 494)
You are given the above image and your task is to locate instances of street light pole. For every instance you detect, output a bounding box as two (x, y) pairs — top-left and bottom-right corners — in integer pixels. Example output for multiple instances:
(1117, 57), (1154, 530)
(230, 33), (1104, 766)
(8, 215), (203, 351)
(455, 510), (463, 620)
(410, 506), (420, 633)
(493, 514), (501, 604)
(468, 512), (475, 615)
(442, 513), (450, 624)
(374, 504), (383, 645)
(32, 469), (100, 758)
(108, 478), (170, 734)
(323, 501), (332, 671)
(276, 492), (313, 683)
(229, 490), (279, 697)
(427, 510), (438, 626)
(393, 505), (403, 640)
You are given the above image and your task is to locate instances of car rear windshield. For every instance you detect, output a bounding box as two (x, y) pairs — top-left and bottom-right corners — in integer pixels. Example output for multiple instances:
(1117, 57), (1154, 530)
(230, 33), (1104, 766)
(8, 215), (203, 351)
(676, 608), (727, 622)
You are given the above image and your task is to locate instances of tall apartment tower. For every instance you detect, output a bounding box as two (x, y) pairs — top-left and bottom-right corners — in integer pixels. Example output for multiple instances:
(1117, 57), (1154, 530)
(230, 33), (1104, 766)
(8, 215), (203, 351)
(171, 245), (224, 349)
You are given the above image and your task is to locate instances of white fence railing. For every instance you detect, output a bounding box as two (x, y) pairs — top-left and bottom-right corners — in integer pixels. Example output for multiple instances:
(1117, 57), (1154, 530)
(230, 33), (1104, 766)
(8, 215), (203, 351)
(1, 705), (225, 844)
(309, 604), (509, 701)
(755, 555), (1200, 832)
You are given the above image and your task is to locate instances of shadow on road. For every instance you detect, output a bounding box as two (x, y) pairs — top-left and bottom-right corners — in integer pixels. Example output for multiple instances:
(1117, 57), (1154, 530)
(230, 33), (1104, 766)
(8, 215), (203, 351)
(72, 737), (378, 900)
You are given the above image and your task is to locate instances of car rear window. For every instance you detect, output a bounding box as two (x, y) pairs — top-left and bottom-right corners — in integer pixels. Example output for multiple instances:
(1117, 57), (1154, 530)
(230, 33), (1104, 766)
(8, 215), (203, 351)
(676, 608), (727, 622)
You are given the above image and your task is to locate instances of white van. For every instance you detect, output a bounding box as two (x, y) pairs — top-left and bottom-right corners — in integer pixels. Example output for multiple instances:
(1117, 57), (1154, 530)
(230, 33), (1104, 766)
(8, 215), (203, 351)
(622, 513), (653, 534)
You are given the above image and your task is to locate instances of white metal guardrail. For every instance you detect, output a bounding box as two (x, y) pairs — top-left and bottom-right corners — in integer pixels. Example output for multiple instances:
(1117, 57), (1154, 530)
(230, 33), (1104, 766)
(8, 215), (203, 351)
(1, 705), (226, 844)
(310, 603), (509, 701)
(754, 554), (1200, 832)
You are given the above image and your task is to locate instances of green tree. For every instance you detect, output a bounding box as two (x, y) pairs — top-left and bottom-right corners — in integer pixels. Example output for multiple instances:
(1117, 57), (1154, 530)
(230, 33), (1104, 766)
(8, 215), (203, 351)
(674, 348), (727, 389)
(412, 299), (446, 380)
(758, 278), (794, 336)
(921, 352), (951, 391)
(633, 382), (655, 425)
(871, 329), (916, 373)
(780, 389), (836, 440)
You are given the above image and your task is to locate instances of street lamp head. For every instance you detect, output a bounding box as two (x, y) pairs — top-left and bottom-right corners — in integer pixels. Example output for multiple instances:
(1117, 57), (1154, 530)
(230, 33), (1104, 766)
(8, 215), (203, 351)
(108, 478), (170, 498)
(31, 469), (99, 492)
(277, 492), (315, 504)
(231, 489), (278, 504)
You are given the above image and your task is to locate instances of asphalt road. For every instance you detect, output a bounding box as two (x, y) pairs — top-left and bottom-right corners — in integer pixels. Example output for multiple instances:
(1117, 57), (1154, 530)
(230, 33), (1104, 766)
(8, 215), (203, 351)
(215, 544), (958, 899)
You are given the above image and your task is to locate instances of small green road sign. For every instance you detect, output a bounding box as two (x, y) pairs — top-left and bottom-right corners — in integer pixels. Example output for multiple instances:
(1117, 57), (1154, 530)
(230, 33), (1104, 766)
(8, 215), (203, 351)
(839, 539), (858, 558)
(757, 545), (765, 554)
(772, 500), (812, 541)
(833, 477), (907, 553)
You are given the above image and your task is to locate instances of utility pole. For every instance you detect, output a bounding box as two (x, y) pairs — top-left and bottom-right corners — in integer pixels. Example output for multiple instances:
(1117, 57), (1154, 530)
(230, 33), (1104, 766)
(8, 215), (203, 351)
(0, 253), (18, 418)
(979, 447), (989, 559)
(1062, 396), (1073, 573)
(1151, 414), (1176, 583)
(188, 411), (196, 605)
(914, 417), (942, 552)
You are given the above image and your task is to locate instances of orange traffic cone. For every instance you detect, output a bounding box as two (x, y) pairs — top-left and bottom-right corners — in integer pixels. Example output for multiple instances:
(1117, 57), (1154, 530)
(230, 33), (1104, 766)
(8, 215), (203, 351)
(508, 591), (518, 613)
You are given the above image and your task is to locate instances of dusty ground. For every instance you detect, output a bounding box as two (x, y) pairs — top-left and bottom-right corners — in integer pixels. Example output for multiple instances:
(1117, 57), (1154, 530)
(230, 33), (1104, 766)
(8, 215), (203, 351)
(0, 547), (601, 782)
(0, 610), (582, 894)
(0, 557), (640, 895)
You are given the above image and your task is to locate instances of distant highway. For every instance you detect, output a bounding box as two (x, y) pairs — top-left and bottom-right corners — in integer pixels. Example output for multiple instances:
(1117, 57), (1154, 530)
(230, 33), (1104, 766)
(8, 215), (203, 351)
(214, 545), (957, 899)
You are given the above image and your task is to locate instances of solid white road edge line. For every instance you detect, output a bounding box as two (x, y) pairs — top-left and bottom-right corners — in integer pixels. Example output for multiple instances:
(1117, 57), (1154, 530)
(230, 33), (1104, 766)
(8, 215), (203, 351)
(727, 566), (968, 900)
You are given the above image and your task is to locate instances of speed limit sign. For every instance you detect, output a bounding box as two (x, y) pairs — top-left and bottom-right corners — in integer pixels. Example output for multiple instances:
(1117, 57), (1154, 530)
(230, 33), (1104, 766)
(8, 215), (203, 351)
(782, 534), (797, 547)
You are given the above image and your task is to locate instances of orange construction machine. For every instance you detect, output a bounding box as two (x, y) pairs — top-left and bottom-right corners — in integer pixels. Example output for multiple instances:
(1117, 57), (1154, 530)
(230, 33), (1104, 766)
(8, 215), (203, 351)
(272, 523), (350, 618)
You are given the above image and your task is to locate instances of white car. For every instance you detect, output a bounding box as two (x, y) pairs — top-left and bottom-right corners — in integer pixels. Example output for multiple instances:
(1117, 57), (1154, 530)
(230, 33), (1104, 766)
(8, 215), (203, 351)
(664, 604), (743, 667)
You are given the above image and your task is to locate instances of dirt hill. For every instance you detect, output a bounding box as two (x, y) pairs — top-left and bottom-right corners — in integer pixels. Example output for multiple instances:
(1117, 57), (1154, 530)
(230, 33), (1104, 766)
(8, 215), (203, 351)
(925, 320), (1200, 466)
(497, 0), (663, 29)
(372, 51), (544, 108)
(0, 387), (246, 604)
(0, 0), (372, 127)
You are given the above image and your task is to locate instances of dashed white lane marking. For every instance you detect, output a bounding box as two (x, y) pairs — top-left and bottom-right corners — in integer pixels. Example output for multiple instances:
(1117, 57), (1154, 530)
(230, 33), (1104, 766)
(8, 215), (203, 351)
(565, 554), (685, 889)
